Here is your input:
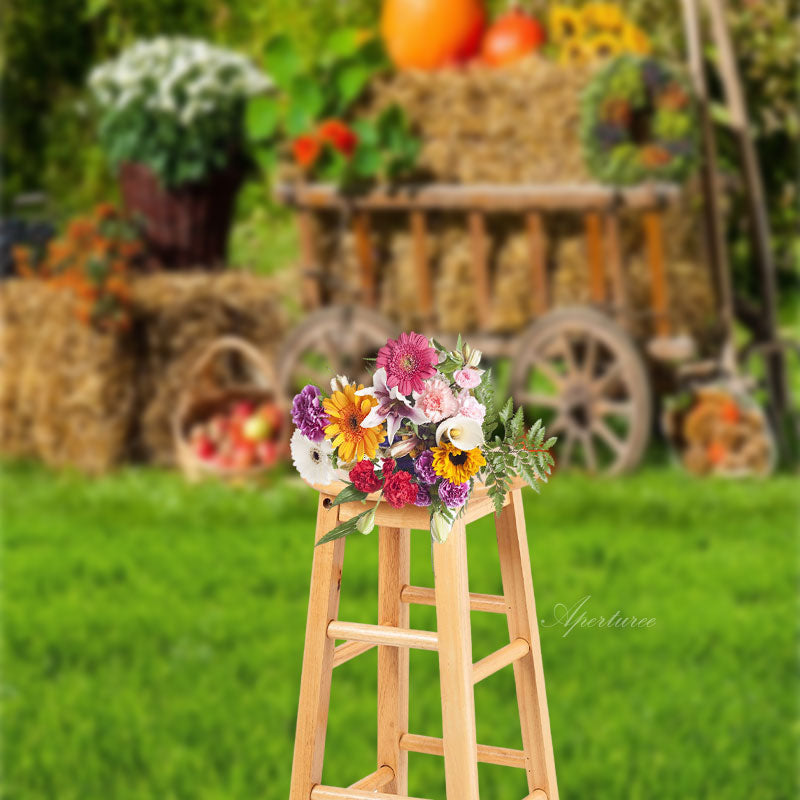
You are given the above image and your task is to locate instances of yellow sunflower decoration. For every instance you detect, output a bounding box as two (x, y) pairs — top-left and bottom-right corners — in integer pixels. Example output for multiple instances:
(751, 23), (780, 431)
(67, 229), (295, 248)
(588, 32), (623, 60)
(323, 383), (384, 462)
(559, 38), (590, 67)
(549, 6), (583, 43)
(431, 442), (486, 484)
(623, 23), (652, 55)
(581, 2), (626, 35)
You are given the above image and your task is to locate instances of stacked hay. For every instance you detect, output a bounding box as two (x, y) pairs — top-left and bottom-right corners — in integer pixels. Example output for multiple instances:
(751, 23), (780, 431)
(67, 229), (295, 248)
(0, 272), (289, 472)
(0, 281), (136, 473)
(130, 272), (288, 465)
(368, 56), (593, 184)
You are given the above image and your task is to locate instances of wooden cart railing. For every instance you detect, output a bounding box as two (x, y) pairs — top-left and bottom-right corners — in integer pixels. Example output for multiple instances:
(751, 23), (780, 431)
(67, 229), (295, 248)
(277, 182), (683, 343)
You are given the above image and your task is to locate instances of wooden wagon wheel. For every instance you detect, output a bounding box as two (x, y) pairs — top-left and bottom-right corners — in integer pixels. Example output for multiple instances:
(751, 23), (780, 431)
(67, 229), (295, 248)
(278, 305), (397, 398)
(510, 307), (652, 475)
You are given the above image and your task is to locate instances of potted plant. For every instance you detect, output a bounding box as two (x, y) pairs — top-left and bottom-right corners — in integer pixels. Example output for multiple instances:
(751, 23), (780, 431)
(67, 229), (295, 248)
(89, 37), (273, 268)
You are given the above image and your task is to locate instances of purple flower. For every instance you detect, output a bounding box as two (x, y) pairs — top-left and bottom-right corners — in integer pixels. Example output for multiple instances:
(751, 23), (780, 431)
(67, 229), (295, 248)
(291, 384), (329, 442)
(413, 484), (432, 507)
(356, 368), (427, 444)
(414, 449), (437, 485)
(438, 479), (470, 509)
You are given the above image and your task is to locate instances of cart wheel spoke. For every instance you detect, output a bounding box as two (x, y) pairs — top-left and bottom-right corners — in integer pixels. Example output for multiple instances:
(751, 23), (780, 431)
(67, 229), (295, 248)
(580, 430), (597, 471)
(560, 429), (576, 468)
(582, 335), (598, 379)
(593, 419), (624, 454)
(533, 358), (565, 391)
(596, 399), (634, 417)
(592, 361), (622, 396)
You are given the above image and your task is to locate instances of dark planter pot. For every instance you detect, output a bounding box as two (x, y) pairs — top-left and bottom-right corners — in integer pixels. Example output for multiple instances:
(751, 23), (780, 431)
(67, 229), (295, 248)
(119, 161), (245, 269)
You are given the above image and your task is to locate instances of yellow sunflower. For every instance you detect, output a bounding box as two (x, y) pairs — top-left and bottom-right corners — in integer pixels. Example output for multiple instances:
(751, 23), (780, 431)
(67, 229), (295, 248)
(623, 23), (651, 55)
(581, 2), (626, 34)
(323, 383), (383, 462)
(559, 39), (590, 67)
(549, 6), (583, 43)
(588, 33), (623, 60)
(431, 443), (486, 484)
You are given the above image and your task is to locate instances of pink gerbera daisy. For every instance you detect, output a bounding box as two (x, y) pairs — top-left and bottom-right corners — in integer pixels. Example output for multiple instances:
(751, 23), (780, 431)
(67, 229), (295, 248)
(376, 332), (438, 395)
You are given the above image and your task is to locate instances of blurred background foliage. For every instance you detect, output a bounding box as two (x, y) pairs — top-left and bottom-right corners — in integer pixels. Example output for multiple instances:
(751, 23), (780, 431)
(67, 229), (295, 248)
(2, 0), (798, 294)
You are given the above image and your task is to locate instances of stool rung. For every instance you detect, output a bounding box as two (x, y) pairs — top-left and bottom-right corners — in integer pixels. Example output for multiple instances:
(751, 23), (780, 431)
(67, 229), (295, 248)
(399, 733), (527, 769)
(312, 787), (430, 800)
(472, 637), (530, 684)
(348, 765), (394, 790)
(332, 640), (375, 668)
(327, 620), (439, 651)
(400, 585), (507, 614)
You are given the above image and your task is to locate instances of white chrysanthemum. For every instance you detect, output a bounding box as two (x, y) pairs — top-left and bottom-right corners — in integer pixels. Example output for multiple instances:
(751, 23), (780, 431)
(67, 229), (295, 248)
(291, 429), (336, 486)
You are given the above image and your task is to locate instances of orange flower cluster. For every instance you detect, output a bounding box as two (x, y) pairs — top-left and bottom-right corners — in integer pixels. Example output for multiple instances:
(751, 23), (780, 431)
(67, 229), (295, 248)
(13, 203), (142, 333)
(291, 118), (359, 169)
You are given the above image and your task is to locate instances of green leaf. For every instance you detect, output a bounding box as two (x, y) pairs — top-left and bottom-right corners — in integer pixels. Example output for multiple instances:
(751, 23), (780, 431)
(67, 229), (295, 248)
(288, 74), (324, 127)
(351, 143), (382, 178)
(330, 484), (369, 506)
(352, 118), (379, 147)
(325, 28), (363, 59)
(333, 62), (372, 111)
(245, 95), (280, 140)
(315, 508), (373, 546)
(264, 34), (303, 89)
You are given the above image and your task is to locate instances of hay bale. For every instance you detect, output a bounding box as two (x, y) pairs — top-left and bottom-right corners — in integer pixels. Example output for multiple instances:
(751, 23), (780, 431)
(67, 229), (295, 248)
(0, 279), (136, 473)
(367, 56), (593, 185)
(130, 271), (289, 465)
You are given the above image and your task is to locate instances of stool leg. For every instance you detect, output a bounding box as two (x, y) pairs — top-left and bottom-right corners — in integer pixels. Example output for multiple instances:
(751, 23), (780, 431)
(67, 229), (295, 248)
(495, 489), (559, 800)
(289, 497), (346, 800)
(377, 526), (411, 794)
(433, 519), (480, 800)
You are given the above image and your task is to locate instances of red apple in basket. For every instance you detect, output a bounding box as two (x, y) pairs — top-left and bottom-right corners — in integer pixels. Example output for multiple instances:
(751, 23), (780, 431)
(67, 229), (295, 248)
(242, 414), (270, 442)
(256, 440), (278, 466)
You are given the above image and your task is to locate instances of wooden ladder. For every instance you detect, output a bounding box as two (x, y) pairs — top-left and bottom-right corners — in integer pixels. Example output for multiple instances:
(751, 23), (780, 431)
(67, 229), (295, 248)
(289, 485), (559, 800)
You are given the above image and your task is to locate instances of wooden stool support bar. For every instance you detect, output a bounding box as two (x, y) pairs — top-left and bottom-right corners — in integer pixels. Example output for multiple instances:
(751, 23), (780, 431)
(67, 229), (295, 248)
(290, 485), (558, 800)
(399, 733), (527, 769)
(332, 640), (375, 668)
(311, 787), (431, 800)
(348, 765), (395, 791)
(327, 620), (439, 651)
(400, 585), (507, 614)
(473, 637), (531, 684)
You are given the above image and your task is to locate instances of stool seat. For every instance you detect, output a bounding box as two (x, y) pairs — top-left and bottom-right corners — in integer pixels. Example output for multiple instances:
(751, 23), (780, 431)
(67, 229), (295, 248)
(289, 483), (559, 800)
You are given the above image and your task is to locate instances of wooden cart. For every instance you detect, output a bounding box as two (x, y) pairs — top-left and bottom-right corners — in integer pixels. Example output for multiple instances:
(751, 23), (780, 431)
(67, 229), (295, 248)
(274, 0), (792, 475)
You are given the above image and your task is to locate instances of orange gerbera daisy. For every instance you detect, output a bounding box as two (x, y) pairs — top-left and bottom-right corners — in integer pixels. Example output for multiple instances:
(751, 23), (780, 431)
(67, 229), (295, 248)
(323, 383), (384, 462)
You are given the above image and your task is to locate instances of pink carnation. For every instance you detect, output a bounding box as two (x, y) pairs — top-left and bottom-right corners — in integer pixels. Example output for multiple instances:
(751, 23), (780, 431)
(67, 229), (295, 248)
(454, 368), (482, 389)
(416, 377), (458, 423)
(457, 391), (486, 424)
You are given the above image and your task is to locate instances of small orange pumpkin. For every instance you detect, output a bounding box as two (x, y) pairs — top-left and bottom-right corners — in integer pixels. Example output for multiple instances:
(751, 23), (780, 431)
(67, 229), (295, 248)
(381, 0), (486, 70)
(481, 9), (547, 67)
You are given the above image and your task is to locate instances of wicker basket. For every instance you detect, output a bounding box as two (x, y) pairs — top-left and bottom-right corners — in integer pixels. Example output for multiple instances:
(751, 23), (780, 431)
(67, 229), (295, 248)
(120, 161), (244, 269)
(173, 336), (288, 481)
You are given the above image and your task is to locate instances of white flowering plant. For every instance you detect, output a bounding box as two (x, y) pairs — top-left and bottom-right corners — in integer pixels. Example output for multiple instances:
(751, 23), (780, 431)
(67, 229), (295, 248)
(88, 37), (273, 186)
(290, 333), (557, 545)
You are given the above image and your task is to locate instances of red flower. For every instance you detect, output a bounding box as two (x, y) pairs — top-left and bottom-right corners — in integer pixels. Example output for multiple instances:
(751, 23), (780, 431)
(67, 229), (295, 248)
(383, 470), (417, 509)
(318, 119), (359, 158)
(349, 459), (383, 493)
(381, 458), (396, 478)
(292, 135), (321, 168)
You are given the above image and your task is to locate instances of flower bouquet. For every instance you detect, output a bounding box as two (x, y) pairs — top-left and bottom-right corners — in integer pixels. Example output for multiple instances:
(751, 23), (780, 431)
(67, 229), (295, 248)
(290, 332), (556, 545)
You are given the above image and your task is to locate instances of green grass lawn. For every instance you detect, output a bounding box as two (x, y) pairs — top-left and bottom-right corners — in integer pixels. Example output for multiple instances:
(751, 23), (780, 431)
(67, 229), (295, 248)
(1, 461), (797, 800)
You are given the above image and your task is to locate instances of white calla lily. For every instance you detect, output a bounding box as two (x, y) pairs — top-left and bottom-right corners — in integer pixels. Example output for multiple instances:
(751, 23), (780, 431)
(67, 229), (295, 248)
(435, 415), (484, 451)
(431, 512), (453, 544)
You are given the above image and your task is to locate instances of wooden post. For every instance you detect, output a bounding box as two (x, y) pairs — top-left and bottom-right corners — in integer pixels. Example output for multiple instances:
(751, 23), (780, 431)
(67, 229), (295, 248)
(352, 212), (377, 308)
(495, 490), (559, 800)
(411, 211), (434, 324)
(289, 497), (346, 800)
(603, 212), (628, 325)
(433, 519), (480, 800)
(377, 526), (411, 795)
(585, 212), (606, 304)
(468, 211), (491, 330)
(643, 211), (671, 338)
(297, 211), (322, 310)
(527, 212), (549, 316)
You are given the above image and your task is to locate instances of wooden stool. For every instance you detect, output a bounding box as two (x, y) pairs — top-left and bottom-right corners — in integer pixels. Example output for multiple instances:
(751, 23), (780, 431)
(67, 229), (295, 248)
(289, 481), (559, 800)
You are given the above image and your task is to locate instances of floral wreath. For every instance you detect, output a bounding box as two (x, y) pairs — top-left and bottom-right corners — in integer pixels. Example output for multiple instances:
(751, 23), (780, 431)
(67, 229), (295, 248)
(289, 333), (556, 545)
(580, 55), (698, 185)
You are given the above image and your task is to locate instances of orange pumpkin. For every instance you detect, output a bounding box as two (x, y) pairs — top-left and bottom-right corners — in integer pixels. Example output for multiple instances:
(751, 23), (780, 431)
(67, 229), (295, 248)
(481, 9), (547, 66)
(381, 0), (486, 70)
